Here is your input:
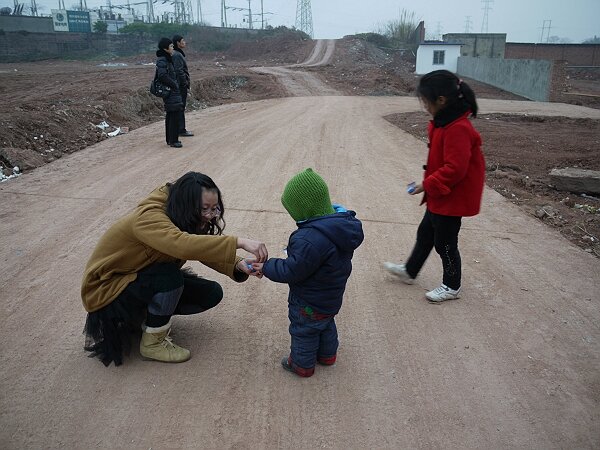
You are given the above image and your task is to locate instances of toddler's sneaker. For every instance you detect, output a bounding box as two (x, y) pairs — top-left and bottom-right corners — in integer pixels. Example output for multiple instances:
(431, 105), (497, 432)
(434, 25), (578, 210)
(383, 262), (414, 284)
(281, 356), (314, 377)
(317, 355), (336, 366)
(426, 284), (461, 303)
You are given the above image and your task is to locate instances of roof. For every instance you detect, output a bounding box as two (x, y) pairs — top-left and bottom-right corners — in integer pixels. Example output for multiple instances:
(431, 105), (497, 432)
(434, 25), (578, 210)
(419, 41), (463, 46)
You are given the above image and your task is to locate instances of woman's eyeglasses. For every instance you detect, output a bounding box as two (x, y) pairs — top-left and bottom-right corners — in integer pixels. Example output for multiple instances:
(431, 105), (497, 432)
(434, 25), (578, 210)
(201, 206), (221, 218)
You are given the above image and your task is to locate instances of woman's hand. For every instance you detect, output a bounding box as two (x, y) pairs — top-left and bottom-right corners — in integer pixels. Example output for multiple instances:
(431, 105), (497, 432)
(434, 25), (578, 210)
(410, 183), (424, 195)
(236, 259), (263, 278)
(237, 238), (268, 262)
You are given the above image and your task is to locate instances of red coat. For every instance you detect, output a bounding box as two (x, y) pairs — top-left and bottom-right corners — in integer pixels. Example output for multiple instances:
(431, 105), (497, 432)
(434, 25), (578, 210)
(422, 112), (485, 217)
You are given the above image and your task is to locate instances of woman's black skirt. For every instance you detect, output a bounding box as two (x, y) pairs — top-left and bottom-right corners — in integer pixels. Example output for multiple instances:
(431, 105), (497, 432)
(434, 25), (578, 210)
(83, 292), (144, 367)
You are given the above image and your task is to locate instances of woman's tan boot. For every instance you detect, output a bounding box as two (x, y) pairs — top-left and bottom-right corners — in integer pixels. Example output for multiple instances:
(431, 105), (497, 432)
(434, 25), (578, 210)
(140, 319), (191, 363)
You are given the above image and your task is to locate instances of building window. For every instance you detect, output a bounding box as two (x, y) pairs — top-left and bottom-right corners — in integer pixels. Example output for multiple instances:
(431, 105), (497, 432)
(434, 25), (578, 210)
(433, 50), (445, 65)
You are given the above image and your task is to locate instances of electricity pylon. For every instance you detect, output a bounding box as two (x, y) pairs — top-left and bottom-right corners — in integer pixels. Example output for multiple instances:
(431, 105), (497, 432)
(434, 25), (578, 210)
(147, 0), (154, 22)
(481, 0), (493, 33)
(295, 0), (313, 38)
(464, 16), (472, 33)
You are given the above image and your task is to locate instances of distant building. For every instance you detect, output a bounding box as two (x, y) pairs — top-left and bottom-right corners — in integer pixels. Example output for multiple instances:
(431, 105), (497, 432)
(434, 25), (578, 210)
(416, 42), (462, 74)
(89, 10), (135, 34)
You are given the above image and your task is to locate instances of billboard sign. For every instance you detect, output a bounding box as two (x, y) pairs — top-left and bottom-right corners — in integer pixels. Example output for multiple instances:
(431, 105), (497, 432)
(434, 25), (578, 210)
(67, 10), (91, 33)
(52, 10), (69, 32)
(51, 9), (91, 33)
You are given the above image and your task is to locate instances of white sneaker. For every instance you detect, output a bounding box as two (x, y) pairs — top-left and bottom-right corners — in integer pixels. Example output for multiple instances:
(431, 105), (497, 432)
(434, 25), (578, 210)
(426, 284), (461, 303)
(383, 262), (414, 284)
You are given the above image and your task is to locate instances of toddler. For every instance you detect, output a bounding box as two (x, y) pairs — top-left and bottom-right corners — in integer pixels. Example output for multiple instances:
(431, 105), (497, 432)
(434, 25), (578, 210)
(253, 168), (364, 377)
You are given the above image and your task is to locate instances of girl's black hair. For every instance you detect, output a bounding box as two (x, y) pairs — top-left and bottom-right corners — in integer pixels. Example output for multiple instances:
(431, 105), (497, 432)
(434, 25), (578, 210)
(165, 172), (225, 235)
(417, 70), (478, 117)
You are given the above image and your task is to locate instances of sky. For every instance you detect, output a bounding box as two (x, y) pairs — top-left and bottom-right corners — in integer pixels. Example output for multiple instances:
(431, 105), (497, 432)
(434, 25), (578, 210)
(4, 0), (600, 43)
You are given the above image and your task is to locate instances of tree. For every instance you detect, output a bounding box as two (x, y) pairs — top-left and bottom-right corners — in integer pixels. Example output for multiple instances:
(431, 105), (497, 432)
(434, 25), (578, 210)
(583, 36), (600, 44)
(376, 9), (419, 49)
(547, 35), (572, 44)
(93, 20), (108, 33)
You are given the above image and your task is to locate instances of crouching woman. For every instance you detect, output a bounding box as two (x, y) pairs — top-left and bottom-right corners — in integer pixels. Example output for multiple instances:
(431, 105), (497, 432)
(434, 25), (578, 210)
(81, 172), (267, 366)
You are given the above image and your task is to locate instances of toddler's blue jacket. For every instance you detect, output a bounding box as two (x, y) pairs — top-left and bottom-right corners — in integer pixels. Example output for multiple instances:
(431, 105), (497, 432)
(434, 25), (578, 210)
(263, 210), (364, 314)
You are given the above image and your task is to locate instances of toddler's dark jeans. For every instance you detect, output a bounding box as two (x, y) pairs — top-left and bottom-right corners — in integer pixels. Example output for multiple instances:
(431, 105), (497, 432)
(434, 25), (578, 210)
(288, 296), (338, 375)
(405, 209), (462, 290)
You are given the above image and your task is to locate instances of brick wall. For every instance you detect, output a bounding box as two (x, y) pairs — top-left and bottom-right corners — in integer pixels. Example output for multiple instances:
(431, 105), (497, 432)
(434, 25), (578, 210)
(548, 60), (569, 102)
(505, 43), (600, 66)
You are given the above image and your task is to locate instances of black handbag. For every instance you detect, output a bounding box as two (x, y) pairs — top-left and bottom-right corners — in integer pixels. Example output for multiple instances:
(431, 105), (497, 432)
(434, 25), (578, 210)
(149, 76), (171, 98)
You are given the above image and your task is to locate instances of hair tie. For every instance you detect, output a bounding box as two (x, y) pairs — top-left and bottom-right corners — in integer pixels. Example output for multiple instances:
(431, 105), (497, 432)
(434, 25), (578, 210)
(457, 79), (464, 97)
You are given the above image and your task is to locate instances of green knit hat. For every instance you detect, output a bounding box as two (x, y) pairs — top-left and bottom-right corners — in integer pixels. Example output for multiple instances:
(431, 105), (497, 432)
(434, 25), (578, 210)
(281, 168), (335, 222)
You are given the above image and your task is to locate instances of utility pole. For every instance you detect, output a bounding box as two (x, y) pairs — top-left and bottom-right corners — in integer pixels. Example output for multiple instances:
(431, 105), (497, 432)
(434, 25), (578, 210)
(295, 0), (313, 38)
(197, 0), (202, 23)
(464, 16), (472, 33)
(247, 0), (252, 29)
(221, 0), (227, 27)
(261, 0), (264, 29)
(481, 0), (493, 33)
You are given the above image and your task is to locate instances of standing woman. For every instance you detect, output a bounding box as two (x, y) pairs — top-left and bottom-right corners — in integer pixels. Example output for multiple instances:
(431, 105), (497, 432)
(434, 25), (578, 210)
(172, 34), (194, 137)
(155, 37), (183, 148)
(82, 171), (268, 366)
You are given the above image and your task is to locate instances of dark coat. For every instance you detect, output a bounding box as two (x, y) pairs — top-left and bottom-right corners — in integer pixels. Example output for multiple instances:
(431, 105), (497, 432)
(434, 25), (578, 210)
(262, 211), (364, 315)
(155, 49), (183, 112)
(422, 103), (485, 217)
(172, 48), (190, 90)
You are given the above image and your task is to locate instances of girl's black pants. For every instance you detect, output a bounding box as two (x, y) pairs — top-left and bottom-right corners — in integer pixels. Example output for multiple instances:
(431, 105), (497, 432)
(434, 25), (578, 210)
(405, 209), (462, 290)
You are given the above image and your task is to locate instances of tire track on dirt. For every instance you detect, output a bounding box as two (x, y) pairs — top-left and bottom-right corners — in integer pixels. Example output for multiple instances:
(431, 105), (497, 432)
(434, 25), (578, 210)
(252, 39), (339, 97)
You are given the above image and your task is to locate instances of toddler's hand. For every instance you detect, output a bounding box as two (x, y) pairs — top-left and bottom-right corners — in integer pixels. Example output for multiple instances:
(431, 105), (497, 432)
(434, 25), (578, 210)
(237, 258), (257, 276)
(251, 262), (264, 279)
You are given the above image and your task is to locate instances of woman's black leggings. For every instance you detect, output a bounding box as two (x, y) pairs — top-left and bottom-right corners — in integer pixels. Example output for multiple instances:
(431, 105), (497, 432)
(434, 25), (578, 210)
(405, 209), (462, 290)
(121, 263), (223, 327)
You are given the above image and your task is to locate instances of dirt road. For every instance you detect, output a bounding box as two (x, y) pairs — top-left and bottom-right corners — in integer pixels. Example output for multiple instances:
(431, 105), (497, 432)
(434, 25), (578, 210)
(1, 81), (600, 448)
(252, 39), (339, 96)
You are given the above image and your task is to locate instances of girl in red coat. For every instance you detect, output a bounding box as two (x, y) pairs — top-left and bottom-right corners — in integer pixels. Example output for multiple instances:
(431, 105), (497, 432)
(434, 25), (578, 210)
(384, 70), (485, 302)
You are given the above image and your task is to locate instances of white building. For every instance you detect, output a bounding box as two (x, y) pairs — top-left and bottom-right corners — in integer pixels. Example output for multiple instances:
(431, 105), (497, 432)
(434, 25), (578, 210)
(416, 42), (462, 74)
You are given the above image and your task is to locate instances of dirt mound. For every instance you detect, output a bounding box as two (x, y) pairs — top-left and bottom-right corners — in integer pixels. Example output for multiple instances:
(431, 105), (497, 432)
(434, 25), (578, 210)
(307, 37), (417, 96)
(226, 33), (314, 65)
(385, 111), (600, 257)
(0, 60), (285, 175)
